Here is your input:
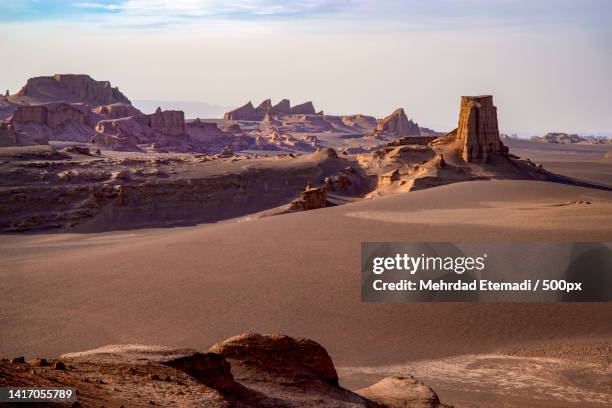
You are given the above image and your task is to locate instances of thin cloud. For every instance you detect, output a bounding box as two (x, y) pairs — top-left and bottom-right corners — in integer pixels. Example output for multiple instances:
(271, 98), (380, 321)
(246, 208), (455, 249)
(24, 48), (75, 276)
(73, 2), (122, 11)
(73, 0), (350, 18)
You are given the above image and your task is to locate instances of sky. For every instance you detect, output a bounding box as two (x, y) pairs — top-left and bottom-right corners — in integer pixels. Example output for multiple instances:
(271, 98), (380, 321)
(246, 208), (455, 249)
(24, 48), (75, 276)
(1, 0), (611, 135)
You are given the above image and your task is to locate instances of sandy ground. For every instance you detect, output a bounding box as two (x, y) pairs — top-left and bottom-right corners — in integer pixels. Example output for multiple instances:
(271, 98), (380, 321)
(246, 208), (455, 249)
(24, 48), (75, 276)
(340, 349), (612, 408)
(2, 181), (611, 358)
(504, 138), (612, 187)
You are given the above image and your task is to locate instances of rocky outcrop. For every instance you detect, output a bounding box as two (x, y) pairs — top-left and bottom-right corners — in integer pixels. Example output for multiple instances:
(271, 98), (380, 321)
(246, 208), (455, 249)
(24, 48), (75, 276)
(357, 376), (451, 408)
(91, 127), (139, 151)
(94, 117), (149, 143)
(256, 99), (272, 112)
(223, 101), (257, 120)
(224, 99), (320, 120)
(11, 102), (93, 128)
(0, 122), (18, 145)
(92, 108), (187, 150)
(163, 352), (234, 392)
(94, 102), (141, 119)
(262, 111), (281, 126)
(456, 95), (507, 162)
(341, 114), (378, 130)
(376, 108), (421, 137)
(255, 129), (317, 151)
(377, 168), (401, 187)
(148, 107), (186, 136)
(211, 333), (338, 385)
(7, 102), (96, 143)
(388, 136), (438, 146)
(289, 182), (329, 211)
(62, 146), (91, 155)
(187, 118), (225, 134)
(271, 98), (291, 114)
(530, 133), (611, 144)
(291, 101), (316, 114)
(16, 74), (130, 105)
(223, 123), (242, 133)
(7, 333), (452, 406)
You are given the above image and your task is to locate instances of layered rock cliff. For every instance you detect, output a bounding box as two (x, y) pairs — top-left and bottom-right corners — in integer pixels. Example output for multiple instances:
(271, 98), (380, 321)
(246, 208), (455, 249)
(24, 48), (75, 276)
(11, 102), (94, 129)
(92, 108), (187, 150)
(8, 102), (97, 143)
(456, 95), (507, 162)
(148, 107), (186, 137)
(16, 74), (130, 105)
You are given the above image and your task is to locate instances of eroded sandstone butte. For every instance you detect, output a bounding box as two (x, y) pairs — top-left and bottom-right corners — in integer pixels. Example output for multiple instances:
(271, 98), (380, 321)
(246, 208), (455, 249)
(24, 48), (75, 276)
(148, 107), (186, 137)
(6, 102), (98, 144)
(11, 102), (94, 129)
(375, 108), (421, 137)
(224, 98), (319, 120)
(456, 95), (507, 162)
(16, 74), (130, 106)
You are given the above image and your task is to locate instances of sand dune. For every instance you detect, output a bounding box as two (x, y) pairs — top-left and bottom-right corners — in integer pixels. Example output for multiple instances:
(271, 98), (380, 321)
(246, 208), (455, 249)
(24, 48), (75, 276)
(2, 180), (611, 370)
(505, 138), (612, 187)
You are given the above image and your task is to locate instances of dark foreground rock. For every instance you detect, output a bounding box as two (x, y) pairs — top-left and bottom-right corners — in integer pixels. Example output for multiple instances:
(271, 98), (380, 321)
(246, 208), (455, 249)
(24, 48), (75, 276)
(357, 376), (452, 408)
(0, 333), (450, 407)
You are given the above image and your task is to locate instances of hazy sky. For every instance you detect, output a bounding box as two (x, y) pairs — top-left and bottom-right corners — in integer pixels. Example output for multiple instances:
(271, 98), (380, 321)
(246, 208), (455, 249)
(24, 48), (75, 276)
(1, 0), (611, 134)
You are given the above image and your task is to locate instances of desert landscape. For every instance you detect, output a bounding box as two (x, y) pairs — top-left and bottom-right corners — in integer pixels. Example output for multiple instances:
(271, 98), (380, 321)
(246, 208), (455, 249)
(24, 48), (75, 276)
(0, 72), (610, 407)
(1, 1), (612, 406)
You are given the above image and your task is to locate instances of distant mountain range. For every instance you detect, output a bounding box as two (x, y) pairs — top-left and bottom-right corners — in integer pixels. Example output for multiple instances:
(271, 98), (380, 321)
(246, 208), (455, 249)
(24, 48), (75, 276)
(133, 100), (234, 119)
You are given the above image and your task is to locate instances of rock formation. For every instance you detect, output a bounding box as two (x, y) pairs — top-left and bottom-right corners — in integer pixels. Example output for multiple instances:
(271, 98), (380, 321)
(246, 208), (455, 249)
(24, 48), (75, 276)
(16, 74), (130, 105)
(162, 352), (234, 392)
(456, 95), (507, 162)
(148, 107), (186, 137)
(262, 111), (281, 126)
(210, 333), (339, 385)
(187, 118), (225, 134)
(388, 136), (438, 146)
(290, 101), (316, 114)
(341, 114), (378, 130)
(256, 99), (272, 113)
(289, 182), (329, 211)
(223, 123), (242, 133)
(376, 108), (421, 137)
(6, 102), (96, 143)
(1, 333), (450, 406)
(530, 133), (611, 144)
(223, 101), (257, 121)
(0, 122), (18, 146)
(377, 168), (401, 187)
(91, 108), (187, 150)
(11, 102), (93, 129)
(224, 99), (320, 120)
(94, 102), (141, 119)
(271, 98), (291, 114)
(357, 376), (451, 408)
(91, 122), (139, 150)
